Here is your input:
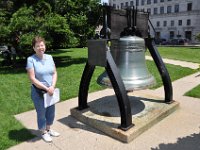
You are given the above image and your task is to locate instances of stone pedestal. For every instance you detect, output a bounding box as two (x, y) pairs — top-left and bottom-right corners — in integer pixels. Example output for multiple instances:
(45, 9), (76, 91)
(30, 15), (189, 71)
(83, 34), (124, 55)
(70, 92), (179, 143)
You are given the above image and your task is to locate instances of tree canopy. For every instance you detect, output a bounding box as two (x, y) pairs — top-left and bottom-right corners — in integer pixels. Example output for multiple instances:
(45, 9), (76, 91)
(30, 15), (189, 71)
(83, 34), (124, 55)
(196, 33), (200, 42)
(0, 0), (101, 56)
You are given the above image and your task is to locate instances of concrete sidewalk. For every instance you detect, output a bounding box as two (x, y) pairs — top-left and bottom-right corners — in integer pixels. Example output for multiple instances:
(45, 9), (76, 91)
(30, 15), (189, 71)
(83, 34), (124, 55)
(9, 61), (200, 150)
(146, 55), (199, 69)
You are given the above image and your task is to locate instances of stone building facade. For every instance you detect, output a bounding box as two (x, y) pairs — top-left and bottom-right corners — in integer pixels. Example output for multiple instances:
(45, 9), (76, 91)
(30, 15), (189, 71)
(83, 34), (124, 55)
(108, 0), (200, 44)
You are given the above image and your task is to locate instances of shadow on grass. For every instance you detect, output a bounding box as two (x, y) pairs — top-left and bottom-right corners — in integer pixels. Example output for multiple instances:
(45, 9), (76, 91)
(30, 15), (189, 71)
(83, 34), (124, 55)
(151, 132), (200, 150)
(48, 49), (74, 54)
(0, 59), (27, 74)
(9, 128), (36, 142)
(189, 47), (200, 50)
(0, 55), (87, 74)
(53, 56), (87, 68)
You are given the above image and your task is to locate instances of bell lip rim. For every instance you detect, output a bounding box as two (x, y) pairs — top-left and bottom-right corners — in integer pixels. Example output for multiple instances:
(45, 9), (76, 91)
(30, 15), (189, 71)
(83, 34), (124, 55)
(97, 80), (156, 91)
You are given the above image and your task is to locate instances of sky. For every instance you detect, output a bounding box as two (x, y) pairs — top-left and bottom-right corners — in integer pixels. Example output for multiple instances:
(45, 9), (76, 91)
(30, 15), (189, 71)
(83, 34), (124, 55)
(101, 0), (109, 4)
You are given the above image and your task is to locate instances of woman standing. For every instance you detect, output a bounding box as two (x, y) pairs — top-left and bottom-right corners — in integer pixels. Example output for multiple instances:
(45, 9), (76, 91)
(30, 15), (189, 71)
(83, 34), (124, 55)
(26, 36), (60, 142)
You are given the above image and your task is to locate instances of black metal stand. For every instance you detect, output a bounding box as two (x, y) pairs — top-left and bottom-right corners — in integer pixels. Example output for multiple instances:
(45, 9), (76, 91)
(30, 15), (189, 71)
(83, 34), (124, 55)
(78, 49), (133, 131)
(78, 62), (95, 110)
(76, 4), (175, 133)
(145, 38), (173, 103)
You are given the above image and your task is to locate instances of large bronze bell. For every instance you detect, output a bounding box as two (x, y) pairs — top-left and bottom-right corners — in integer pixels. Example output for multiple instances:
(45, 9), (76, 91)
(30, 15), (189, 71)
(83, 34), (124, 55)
(97, 35), (155, 91)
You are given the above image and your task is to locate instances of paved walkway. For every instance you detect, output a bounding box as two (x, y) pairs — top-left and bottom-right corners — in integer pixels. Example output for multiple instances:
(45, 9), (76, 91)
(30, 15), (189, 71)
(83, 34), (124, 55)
(145, 56), (199, 69)
(9, 59), (200, 150)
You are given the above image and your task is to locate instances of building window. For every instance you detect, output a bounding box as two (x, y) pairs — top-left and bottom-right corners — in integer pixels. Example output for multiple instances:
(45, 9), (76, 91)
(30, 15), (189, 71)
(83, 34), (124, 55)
(171, 20), (174, 26)
(136, 0), (139, 6)
(178, 20), (182, 26)
(154, 0), (157, 3)
(156, 32), (160, 39)
(130, 1), (134, 6)
(168, 0), (172, 1)
(174, 4), (179, 13)
(154, 8), (158, 14)
(125, 2), (128, 6)
(167, 6), (172, 13)
(185, 31), (192, 40)
(121, 3), (124, 9)
(160, 6), (164, 14)
(113, 4), (116, 9)
(177, 31), (181, 38)
(163, 21), (167, 27)
(170, 31), (174, 39)
(157, 21), (160, 27)
(141, 0), (145, 5)
(187, 19), (191, 26)
(147, 0), (151, 4)
(160, 0), (164, 2)
(187, 3), (192, 11)
(147, 8), (151, 14)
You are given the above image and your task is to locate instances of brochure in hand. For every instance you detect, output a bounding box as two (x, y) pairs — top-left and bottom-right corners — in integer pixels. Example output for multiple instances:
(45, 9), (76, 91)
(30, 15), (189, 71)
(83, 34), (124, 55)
(43, 88), (60, 108)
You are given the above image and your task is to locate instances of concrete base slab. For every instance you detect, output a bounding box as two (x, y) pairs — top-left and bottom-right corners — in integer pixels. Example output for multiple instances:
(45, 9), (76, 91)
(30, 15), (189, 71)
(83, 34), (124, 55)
(70, 93), (179, 143)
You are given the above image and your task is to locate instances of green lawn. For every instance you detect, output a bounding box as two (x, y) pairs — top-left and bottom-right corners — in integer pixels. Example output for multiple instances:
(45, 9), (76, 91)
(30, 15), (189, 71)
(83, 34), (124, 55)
(0, 48), (104, 149)
(0, 47), (198, 149)
(146, 46), (200, 63)
(147, 60), (197, 89)
(146, 46), (200, 98)
(185, 84), (200, 98)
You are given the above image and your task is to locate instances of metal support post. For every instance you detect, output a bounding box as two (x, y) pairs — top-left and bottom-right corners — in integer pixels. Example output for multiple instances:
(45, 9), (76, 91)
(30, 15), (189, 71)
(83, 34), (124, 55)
(145, 38), (173, 103)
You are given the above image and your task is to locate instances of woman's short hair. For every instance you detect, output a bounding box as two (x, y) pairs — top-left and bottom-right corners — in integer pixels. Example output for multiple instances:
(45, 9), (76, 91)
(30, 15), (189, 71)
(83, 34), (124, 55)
(32, 36), (45, 47)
